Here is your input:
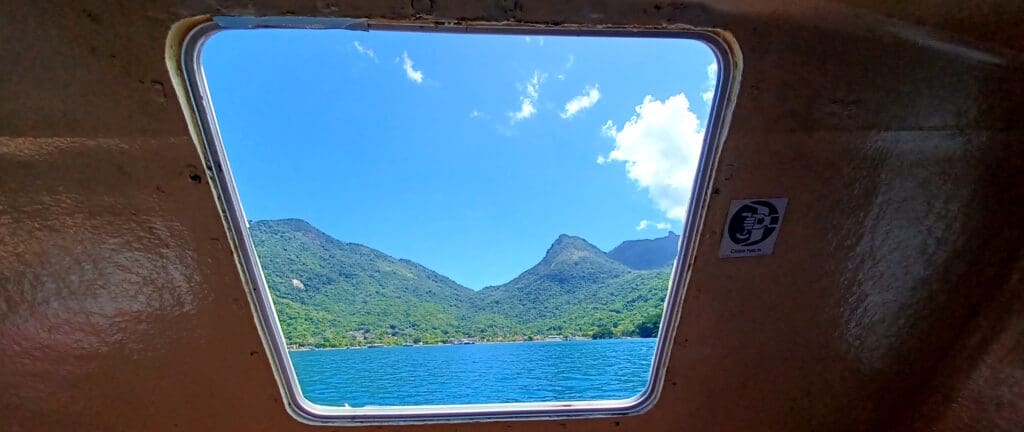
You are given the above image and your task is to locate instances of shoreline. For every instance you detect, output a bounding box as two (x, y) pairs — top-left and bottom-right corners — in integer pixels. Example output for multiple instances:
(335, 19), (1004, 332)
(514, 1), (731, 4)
(288, 337), (655, 352)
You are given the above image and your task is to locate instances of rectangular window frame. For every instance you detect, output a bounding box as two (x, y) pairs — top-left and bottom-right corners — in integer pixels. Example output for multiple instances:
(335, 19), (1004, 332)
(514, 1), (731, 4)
(179, 17), (735, 425)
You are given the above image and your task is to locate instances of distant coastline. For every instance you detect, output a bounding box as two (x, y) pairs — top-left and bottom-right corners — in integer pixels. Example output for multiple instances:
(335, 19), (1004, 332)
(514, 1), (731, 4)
(288, 336), (655, 352)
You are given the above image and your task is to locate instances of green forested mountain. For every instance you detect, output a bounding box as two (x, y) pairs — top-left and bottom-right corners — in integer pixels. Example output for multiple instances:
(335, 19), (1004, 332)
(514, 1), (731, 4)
(477, 234), (631, 323)
(250, 219), (495, 346)
(250, 219), (674, 347)
(607, 231), (681, 270)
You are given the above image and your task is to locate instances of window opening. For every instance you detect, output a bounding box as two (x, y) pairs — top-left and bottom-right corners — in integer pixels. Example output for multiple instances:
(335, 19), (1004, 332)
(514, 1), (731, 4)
(182, 19), (731, 424)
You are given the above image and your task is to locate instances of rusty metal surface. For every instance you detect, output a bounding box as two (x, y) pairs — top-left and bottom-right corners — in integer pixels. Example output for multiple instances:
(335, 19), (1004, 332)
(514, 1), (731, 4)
(1, 1), (1022, 431)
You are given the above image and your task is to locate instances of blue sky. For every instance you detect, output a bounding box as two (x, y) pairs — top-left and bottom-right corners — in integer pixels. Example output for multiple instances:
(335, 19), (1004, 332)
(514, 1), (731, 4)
(202, 29), (717, 289)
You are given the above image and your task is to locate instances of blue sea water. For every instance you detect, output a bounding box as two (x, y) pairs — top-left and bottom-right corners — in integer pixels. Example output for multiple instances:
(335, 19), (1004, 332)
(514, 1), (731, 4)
(289, 338), (657, 407)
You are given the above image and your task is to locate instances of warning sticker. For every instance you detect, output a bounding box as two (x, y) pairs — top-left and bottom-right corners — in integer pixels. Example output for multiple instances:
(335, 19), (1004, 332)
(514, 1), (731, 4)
(719, 198), (788, 258)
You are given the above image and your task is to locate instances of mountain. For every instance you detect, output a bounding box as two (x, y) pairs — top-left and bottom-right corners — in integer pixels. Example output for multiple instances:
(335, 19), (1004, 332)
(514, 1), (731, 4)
(249, 219), (491, 346)
(608, 231), (681, 270)
(477, 235), (631, 323)
(249, 219), (670, 347)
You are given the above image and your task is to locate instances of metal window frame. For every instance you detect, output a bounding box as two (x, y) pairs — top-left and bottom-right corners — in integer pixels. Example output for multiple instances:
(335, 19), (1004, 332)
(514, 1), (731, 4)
(180, 18), (736, 426)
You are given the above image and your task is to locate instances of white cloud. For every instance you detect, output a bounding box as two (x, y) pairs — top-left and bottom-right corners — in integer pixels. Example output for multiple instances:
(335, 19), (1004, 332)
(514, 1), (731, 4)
(601, 120), (617, 138)
(469, 109), (488, 119)
(512, 99), (536, 121)
(636, 220), (674, 231)
(701, 62), (718, 105)
(401, 51), (424, 84)
(557, 55), (574, 80)
(352, 41), (378, 62)
(561, 85), (601, 118)
(509, 71), (546, 123)
(526, 71), (543, 99)
(600, 92), (705, 221)
(523, 36), (545, 46)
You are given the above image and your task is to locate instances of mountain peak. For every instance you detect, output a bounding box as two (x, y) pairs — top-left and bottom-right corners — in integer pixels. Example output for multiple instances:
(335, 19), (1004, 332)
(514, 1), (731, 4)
(543, 234), (604, 262)
(607, 231), (681, 270)
(551, 233), (589, 246)
(479, 233), (632, 309)
(253, 218), (314, 229)
(251, 218), (331, 241)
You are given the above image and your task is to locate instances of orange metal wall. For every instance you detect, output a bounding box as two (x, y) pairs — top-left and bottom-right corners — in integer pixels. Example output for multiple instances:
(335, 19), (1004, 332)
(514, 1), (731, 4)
(1, 1), (1022, 430)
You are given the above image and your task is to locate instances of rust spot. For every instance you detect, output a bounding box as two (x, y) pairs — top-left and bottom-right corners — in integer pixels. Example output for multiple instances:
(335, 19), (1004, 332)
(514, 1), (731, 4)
(150, 80), (167, 103)
(185, 165), (204, 184)
(81, 8), (100, 25)
(411, 0), (433, 14)
(318, 1), (339, 13)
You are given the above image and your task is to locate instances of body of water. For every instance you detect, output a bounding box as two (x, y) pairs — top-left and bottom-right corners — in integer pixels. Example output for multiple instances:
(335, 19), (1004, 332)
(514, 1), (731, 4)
(289, 338), (657, 407)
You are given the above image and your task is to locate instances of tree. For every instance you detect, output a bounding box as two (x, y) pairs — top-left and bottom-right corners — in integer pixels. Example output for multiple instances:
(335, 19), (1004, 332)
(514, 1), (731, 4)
(591, 326), (614, 339)
(635, 313), (662, 338)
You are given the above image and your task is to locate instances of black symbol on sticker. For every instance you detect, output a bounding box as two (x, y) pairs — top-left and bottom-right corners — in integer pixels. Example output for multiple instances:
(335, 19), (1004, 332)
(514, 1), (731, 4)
(728, 200), (781, 247)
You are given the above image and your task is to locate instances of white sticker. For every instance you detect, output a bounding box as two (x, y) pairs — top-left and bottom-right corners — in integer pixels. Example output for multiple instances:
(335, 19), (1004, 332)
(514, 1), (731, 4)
(719, 198), (788, 258)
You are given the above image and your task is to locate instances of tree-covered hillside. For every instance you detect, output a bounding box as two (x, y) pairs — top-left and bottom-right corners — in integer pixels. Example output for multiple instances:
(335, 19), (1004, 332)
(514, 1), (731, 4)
(476, 234), (631, 323)
(250, 219), (674, 347)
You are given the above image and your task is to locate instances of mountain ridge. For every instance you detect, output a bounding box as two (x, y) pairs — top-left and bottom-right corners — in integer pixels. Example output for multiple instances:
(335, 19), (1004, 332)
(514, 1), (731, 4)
(608, 231), (681, 270)
(250, 218), (673, 347)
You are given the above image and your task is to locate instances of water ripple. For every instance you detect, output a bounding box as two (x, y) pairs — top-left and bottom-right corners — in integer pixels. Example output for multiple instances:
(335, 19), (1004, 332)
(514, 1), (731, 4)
(289, 339), (656, 407)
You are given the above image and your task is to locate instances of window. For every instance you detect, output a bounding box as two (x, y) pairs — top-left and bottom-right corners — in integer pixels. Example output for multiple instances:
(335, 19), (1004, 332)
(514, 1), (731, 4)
(181, 18), (731, 424)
